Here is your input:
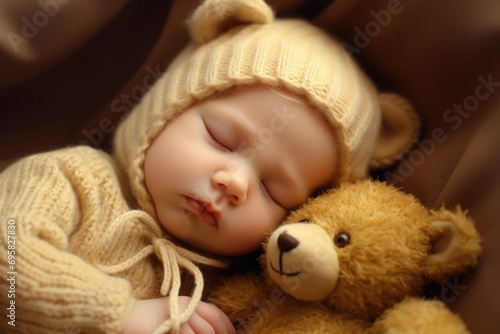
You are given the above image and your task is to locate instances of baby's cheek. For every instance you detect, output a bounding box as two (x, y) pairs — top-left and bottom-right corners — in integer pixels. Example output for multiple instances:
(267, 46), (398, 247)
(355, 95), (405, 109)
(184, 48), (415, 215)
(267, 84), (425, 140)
(253, 204), (286, 238)
(224, 196), (285, 253)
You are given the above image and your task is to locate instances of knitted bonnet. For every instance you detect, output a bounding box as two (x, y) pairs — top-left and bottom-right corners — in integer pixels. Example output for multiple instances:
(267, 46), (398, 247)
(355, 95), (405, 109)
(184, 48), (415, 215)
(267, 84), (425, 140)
(113, 0), (420, 218)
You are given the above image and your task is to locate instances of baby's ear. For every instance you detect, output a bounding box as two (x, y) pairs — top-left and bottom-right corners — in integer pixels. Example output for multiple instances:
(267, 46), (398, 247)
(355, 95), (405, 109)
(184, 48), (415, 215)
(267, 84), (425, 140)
(187, 0), (274, 45)
(369, 93), (421, 169)
(425, 207), (482, 282)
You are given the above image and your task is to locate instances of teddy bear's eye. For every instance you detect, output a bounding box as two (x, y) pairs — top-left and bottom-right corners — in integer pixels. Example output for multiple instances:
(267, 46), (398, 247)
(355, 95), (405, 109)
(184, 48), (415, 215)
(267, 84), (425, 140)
(299, 218), (309, 223)
(334, 232), (350, 248)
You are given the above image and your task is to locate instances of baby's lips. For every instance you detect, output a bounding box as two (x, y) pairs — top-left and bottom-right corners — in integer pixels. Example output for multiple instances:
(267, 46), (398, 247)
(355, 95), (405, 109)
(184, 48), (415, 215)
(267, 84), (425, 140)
(185, 196), (220, 228)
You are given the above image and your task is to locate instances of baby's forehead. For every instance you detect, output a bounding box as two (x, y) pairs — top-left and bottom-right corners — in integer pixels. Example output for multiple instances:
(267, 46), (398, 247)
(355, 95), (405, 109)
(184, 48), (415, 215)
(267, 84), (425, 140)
(203, 85), (305, 105)
(266, 87), (308, 106)
(199, 86), (333, 138)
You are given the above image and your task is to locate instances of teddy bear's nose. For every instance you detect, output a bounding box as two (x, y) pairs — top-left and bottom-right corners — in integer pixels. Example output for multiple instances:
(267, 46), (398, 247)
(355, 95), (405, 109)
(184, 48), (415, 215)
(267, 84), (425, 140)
(277, 231), (299, 253)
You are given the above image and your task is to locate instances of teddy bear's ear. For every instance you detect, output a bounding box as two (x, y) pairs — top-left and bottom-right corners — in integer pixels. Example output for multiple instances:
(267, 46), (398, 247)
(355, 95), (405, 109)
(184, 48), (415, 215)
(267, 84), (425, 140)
(425, 207), (482, 282)
(369, 93), (421, 169)
(187, 0), (274, 45)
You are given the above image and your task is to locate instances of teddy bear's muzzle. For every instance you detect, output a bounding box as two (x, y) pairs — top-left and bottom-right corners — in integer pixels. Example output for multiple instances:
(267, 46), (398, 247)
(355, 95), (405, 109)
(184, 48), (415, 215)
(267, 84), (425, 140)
(266, 223), (339, 302)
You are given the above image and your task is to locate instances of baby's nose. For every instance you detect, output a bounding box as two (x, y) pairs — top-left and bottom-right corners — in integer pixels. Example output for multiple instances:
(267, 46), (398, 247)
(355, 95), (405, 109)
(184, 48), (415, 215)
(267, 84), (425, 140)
(212, 169), (249, 205)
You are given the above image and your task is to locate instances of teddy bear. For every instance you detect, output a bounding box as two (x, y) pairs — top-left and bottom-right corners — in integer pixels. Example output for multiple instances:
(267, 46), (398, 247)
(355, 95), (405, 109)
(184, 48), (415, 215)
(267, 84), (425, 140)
(208, 180), (482, 333)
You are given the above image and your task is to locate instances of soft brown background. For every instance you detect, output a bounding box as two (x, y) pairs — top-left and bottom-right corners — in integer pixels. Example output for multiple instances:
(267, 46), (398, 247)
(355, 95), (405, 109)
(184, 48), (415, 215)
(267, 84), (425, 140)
(1, 0), (499, 332)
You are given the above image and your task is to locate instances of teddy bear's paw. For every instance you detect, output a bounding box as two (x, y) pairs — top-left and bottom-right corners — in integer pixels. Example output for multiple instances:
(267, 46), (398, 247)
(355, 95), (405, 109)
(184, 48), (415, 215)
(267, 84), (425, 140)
(370, 296), (470, 334)
(207, 273), (273, 324)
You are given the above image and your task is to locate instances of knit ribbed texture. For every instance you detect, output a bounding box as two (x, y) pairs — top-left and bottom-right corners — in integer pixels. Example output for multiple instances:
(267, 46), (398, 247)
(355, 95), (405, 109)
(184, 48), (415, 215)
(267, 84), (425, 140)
(114, 18), (382, 220)
(0, 147), (226, 333)
(0, 147), (133, 333)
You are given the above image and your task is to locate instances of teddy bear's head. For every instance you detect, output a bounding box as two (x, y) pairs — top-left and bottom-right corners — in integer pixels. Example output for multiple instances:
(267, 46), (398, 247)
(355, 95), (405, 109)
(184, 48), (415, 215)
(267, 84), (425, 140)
(264, 180), (481, 320)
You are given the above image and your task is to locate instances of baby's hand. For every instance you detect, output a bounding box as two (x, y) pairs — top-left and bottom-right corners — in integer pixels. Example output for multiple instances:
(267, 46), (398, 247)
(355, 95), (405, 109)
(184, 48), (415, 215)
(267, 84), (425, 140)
(121, 296), (236, 334)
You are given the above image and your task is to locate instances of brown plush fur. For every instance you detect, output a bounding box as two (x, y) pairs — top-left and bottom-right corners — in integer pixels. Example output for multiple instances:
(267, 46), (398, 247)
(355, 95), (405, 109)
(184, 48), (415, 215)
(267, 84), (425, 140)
(208, 180), (481, 333)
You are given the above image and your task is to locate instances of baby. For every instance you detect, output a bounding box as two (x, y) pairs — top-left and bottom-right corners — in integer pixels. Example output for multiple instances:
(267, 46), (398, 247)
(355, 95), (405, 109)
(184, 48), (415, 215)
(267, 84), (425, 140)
(0, 0), (419, 333)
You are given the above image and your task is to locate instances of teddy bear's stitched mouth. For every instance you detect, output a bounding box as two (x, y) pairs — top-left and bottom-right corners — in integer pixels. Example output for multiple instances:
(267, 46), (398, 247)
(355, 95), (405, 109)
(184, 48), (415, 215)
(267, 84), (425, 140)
(270, 261), (300, 277)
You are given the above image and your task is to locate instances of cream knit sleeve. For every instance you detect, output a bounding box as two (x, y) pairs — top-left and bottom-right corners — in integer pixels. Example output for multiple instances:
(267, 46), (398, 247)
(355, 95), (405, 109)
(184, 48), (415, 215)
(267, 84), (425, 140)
(0, 147), (135, 334)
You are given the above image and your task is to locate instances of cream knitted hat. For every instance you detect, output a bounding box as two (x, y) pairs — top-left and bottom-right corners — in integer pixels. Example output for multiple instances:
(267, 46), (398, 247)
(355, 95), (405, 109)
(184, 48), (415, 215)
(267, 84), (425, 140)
(113, 0), (420, 217)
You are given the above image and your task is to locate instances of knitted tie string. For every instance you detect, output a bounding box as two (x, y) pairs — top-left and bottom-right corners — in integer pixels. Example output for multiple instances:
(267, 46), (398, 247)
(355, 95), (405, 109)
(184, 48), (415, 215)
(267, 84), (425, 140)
(97, 210), (228, 334)
(96, 210), (228, 273)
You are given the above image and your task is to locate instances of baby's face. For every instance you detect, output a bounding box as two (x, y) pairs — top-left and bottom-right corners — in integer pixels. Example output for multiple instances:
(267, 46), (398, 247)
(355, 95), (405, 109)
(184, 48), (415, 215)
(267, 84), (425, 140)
(144, 86), (338, 256)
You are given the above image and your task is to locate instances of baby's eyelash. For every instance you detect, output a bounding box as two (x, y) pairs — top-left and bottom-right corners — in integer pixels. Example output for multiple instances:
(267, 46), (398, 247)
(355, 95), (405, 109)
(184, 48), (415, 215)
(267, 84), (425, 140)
(261, 182), (284, 209)
(204, 122), (230, 151)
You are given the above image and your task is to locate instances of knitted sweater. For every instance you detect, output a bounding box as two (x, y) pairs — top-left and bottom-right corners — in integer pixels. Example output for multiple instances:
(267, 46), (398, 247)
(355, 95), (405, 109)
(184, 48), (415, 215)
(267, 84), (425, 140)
(0, 146), (223, 333)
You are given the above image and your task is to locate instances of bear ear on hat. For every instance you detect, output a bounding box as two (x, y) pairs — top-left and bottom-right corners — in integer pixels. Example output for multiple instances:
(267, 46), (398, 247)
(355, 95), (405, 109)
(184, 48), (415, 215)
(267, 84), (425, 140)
(187, 0), (274, 45)
(369, 93), (421, 169)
